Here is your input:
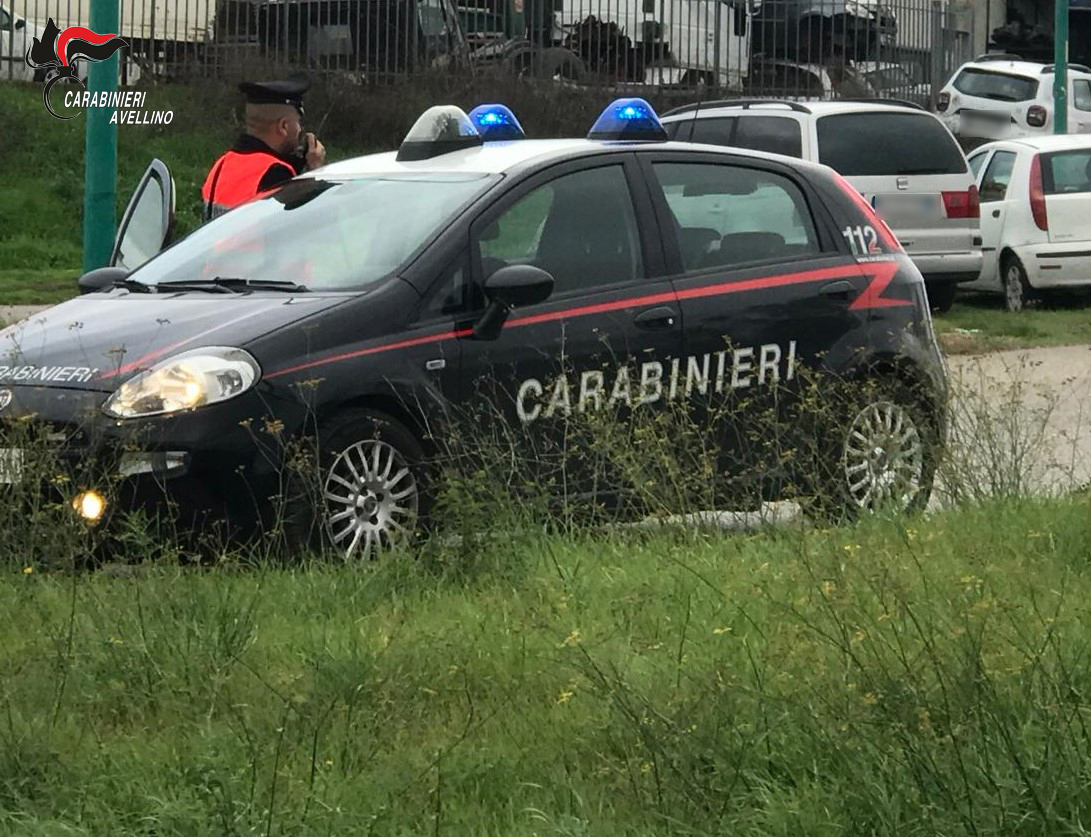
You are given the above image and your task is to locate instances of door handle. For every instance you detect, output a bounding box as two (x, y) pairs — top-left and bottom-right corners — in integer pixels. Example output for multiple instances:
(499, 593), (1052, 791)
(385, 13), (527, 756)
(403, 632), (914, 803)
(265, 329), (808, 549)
(991, 209), (1001, 218)
(819, 280), (856, 300)
(634, 306), (678, 330)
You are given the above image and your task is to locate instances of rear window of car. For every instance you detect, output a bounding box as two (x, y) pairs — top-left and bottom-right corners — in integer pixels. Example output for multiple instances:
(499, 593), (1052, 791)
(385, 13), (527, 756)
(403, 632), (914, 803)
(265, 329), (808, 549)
(816, 112), (967, 176)
(665, 114), (803, 158)
(952, 68), (1039, 102)
(1042, 150), (1091, 194)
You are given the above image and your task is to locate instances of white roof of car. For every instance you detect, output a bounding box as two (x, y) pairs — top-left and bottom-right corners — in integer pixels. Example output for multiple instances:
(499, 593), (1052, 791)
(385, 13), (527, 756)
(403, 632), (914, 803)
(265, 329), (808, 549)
(960, 58), (1091, 79)
(660, 100), (930, 120)
(301, 138), (822, 178)
(979, 134), (1091, 152)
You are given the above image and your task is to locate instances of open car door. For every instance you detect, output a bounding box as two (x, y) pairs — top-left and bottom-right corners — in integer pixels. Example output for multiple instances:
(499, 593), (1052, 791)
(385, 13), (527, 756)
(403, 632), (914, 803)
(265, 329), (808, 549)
(110, 158), (175, 272)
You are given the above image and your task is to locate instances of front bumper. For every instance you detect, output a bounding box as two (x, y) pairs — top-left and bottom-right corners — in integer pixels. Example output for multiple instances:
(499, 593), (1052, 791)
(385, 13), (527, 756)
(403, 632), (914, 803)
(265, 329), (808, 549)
(0, 384), (305, 538)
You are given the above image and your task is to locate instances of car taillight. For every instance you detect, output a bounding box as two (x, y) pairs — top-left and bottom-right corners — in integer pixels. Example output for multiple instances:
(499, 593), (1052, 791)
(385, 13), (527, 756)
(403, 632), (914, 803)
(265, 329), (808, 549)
(1029, 153), (1048, 231)
(942, 185), (980, 219)
(1027, 105), (1047, 128)
(936, 91), (950, 112)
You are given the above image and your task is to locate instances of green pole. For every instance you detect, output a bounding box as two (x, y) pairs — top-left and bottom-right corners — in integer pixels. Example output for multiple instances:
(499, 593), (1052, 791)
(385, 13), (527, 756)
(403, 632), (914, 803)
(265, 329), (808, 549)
(1055, 0), (1069, 134)
(82, 0), (120, 272)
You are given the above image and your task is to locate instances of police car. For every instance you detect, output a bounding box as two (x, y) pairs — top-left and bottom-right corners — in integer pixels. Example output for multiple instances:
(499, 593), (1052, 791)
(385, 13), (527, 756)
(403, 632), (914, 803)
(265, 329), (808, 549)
(0, 99), (948, 559)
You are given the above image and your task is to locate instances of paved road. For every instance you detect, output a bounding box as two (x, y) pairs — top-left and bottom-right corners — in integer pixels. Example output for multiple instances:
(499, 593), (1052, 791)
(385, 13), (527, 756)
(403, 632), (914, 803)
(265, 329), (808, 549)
(942, 345), (1091, 499)
(0, 305), (50, 327)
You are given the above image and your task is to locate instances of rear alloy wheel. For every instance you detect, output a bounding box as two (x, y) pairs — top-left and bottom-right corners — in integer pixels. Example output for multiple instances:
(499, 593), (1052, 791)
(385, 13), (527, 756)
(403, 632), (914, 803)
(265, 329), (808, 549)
(289, 409), (428, 560)
(809, 381), (938, 522)
(841, 399), (926, 511)
(1001, 255), (1032, 312)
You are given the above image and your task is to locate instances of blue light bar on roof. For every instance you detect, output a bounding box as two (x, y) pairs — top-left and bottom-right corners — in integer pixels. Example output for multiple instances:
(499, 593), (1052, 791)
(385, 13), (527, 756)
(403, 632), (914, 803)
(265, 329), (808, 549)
(587, 97), (667, 142)
(468, 104), (526, 141)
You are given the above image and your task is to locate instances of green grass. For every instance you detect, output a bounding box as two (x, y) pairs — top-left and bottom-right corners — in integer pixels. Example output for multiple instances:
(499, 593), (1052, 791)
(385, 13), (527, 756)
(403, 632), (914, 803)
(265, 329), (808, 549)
(4, 497), (1091, 834)
(936, 291), (1091, 354)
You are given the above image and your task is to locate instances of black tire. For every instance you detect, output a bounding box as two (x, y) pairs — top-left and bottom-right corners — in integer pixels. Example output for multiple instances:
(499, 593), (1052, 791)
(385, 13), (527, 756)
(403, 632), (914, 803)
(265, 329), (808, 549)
(927, 282), (957, 314)
(284, 409), (431, 561)
(807, 378), (940, 524)
(1001, 254), (1033, 313)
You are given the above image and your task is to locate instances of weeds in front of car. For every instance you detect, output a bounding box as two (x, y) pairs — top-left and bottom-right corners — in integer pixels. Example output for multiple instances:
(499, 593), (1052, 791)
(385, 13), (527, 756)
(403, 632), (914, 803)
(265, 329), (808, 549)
(3, 497), (1091, 833)
(3, 338), (1091, 831)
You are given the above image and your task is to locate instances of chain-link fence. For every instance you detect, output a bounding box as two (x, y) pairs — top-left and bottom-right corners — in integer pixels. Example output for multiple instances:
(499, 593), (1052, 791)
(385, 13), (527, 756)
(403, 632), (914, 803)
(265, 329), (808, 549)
(4, 0), (973, 104)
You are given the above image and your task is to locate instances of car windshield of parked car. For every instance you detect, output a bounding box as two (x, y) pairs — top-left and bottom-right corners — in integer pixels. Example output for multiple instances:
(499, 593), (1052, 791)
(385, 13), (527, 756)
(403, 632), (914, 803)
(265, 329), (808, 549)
(816, 112), (968, 176)
(130, 173), (497, 291)
(953, 68), (1039, 102)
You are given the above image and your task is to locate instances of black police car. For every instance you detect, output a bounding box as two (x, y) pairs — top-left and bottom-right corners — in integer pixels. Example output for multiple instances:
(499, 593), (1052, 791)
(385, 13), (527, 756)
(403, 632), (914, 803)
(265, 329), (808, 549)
(0, 100), (948, 559)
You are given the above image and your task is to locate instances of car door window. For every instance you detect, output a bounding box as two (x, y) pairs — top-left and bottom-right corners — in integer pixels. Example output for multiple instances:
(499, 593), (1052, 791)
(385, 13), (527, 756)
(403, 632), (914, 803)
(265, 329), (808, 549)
(979, 150), (1016, 202)
(652, 162), (820, 273)
(968, 151), (989, 180)
(690, 117), (736, 146)
(476, 165), (644, 297)
(734, 117), (803, 158)
(1074, 80), (1091, 112)
(0, 8), (12, 30)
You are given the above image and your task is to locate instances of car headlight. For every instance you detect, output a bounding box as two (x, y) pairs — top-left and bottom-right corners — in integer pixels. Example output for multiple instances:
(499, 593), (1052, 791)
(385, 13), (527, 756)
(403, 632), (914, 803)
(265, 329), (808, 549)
(103, 347), (261, 419)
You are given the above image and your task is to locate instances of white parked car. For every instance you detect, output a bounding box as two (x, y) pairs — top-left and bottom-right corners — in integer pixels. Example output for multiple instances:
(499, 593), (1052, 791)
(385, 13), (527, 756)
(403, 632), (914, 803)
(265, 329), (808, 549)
(937, 54), (1091, 143)
(0, 3), (42, 82)
(961, 135), (1091, 311)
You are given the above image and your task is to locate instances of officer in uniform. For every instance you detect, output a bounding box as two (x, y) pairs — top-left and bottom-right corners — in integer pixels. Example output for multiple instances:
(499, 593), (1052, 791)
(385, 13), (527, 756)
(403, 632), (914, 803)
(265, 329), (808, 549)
(200, 78), (327, 220)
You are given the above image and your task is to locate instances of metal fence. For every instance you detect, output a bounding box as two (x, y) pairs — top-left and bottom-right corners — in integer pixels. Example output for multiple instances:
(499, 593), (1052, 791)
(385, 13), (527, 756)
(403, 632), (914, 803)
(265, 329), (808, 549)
(4, 0), (974, 103)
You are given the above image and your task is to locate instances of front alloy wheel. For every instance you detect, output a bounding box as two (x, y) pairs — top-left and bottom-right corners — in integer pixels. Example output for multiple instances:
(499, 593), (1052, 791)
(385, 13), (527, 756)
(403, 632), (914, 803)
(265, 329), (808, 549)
(323, 438), (419, 559)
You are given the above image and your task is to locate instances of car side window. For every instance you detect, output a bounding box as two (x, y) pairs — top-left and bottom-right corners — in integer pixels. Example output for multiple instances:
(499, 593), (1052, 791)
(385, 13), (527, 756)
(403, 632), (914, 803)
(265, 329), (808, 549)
(417, 252), (479, 321)
(652, 162), (821, 273)
(0, 8), (12, 29)
(1074, 80), (1091, 112)
(690, 117), (736, 146)
(475, 165), (644, 297)
(734, 116), (803, 158)
(968, 151), (989, 180)
(979, 151), (1016, 202)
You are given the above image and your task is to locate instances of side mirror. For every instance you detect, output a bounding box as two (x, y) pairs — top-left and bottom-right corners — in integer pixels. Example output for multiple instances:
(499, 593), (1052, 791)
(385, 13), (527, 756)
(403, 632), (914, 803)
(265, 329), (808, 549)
(78, 266), (129, 295)
(15, 18), (26, 29)
(472, 264), (554, 340)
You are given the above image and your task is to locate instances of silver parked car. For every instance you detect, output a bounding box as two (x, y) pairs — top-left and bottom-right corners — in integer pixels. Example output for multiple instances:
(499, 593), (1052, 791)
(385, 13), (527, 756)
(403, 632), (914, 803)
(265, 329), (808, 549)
(661, 99), (983, 312)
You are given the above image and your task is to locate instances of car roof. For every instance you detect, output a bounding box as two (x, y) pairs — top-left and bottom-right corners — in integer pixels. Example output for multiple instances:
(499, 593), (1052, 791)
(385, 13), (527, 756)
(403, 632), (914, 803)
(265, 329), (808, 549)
(300, 137), (830, 178)
(958, 58), (1091, 79)
(976, 134), (1091, 153)
(659, 100), (930, 121)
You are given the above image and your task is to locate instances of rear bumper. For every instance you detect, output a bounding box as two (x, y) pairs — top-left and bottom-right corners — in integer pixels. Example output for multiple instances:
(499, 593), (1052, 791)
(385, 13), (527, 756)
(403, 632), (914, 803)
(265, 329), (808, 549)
(1017, 244), (1091, 289)
(910, 250), (983, 285)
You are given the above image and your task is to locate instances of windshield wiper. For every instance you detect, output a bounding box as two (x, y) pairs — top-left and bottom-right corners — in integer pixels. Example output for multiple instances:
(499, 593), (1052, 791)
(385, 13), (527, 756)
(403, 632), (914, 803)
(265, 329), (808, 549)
(112, 278), (155, 293)
(156, 276), (310, 294)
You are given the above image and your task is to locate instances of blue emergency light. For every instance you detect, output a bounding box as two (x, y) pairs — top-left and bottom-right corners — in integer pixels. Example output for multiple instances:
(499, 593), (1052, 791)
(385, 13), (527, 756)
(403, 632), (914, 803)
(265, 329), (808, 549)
(468, 104), (526, 141)
(587, 98), (667, 142)
(397, 105), (483, 162)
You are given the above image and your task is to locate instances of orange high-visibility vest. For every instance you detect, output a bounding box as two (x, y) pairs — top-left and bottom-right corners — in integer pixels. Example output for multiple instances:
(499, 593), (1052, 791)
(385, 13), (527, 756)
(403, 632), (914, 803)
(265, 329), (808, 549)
(201, 151), (287, 220)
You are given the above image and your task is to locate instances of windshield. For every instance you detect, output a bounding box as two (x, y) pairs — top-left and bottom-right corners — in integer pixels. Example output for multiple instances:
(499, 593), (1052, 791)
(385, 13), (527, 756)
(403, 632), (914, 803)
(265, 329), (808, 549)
(131, 173), (497, 291)
(953, 68), (1039, 102)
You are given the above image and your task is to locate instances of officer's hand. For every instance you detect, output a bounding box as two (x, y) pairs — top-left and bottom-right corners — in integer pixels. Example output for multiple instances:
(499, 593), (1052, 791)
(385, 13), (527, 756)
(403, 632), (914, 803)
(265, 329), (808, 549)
(305, 133), (326, 170)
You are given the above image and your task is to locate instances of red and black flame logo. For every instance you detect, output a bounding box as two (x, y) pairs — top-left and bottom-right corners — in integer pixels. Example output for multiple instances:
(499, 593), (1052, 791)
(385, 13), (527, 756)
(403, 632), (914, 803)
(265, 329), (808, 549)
(25, 18), (128, 119)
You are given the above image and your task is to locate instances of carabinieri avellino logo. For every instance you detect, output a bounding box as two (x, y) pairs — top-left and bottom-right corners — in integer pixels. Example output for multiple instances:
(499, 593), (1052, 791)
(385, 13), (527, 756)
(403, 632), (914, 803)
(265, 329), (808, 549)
(25, 18), (173, 124)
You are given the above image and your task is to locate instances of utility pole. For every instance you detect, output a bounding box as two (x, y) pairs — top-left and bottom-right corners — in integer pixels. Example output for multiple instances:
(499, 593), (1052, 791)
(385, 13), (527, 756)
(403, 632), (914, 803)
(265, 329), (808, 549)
(1055, 0), (1069, 134)
(82, 0), (120, 272)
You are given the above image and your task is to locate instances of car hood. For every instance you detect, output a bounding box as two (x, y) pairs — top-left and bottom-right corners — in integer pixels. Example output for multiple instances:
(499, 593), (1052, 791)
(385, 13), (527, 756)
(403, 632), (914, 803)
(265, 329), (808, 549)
(0, 291), (350, 392)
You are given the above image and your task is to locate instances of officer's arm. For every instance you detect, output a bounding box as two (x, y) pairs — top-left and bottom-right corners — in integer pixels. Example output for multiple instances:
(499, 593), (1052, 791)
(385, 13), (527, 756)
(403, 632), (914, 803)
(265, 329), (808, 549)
(256, 163), (295, 194)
